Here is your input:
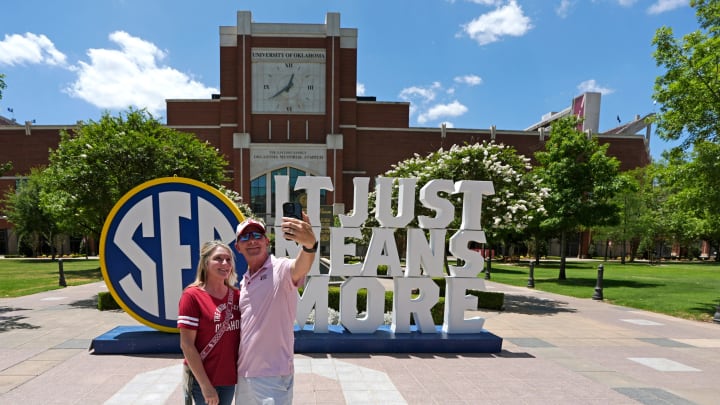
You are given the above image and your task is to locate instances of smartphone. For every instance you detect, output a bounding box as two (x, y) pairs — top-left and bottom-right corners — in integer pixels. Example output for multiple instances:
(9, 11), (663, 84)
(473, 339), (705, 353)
(282, 202), (303, 220)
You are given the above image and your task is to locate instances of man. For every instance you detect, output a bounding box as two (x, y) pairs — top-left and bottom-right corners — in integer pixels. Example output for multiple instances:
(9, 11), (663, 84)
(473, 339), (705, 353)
(233, 214), (317, 405)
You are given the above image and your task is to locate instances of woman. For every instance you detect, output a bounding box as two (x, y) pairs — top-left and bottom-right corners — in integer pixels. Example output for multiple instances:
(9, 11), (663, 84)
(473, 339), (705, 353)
(178, 240), (241, 405)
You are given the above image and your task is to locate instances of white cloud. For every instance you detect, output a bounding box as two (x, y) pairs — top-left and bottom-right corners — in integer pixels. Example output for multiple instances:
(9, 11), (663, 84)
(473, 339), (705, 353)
(400, 82), (470, 125)
(647, 0), (687, 14)
(418, 100), (468, 124)
(65, 31), (217, 117)
(454, 74), (483, 86)
(556, 0), (575, 18)
(357, 82), (366, 96)
(461, 0), (533, 46)
(577, 79), (614, 95)
(440, 121), (455, 128)
(399, 82), (441, 103)
(466, 0), (502, 5)
(617, 0), (638, 6)
(0, 33), (67, 67)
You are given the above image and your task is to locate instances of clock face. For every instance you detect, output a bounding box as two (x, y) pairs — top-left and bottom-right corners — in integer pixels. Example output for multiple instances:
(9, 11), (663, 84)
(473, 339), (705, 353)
(252, 48), (326, 114)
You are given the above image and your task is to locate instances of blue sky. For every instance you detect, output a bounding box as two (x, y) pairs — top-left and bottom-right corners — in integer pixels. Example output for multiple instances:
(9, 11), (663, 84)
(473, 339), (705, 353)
(0, 0), (698, 159)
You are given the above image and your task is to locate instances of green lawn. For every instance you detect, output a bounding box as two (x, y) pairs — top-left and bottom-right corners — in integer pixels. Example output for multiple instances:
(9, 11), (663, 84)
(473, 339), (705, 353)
(489, 260), (720, 322)
(0, 258), (102, 298)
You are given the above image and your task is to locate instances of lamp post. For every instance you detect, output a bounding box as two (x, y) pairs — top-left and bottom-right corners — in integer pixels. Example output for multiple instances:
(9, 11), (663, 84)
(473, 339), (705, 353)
(527, 261), (535, 288)
(58, 258), (67, 287)
(592, 264), (604, 300)
(485, 253), (491, 280)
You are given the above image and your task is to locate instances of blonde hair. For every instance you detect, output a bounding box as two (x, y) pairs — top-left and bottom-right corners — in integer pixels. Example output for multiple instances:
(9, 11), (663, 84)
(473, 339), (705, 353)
(189, 240), (238, 288)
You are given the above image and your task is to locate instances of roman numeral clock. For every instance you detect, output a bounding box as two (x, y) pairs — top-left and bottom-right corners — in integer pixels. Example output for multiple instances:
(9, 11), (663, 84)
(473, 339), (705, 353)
(252, 48), (326, 114)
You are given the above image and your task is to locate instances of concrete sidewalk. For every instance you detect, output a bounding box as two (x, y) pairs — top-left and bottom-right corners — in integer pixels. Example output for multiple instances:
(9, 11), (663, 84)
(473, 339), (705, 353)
(1, 280), (719, 404)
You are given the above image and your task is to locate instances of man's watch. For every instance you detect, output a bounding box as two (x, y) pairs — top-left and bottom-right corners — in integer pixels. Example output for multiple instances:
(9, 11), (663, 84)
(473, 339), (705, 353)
(303, 241), (318, 253)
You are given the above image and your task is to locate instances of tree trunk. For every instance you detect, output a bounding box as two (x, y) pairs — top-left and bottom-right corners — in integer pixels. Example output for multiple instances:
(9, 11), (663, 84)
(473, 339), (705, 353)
(629, 237), (640, 263)
(558, 231), (567, 280)
(604, 238), (609, 262)
(50, 233), (56, 261)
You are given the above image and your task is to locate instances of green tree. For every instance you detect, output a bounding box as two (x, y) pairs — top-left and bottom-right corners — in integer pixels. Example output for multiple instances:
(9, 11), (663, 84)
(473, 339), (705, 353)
(651, 1), (720, 265)
(370, 141), (548, 255)
(591, 172), (639, 263)
(41, 108), (230, 242)
(683, 142), (720, 257)
(3, 168), (61, 257)
(651, 0), (720, 149)
(654, 142), (720, 259)
(592, 166), (672, 263)
(535, 116), (621, 279)
(0, 73), (6, 100)
(630, 159), (678, 262)
(0, 161), (11, 176)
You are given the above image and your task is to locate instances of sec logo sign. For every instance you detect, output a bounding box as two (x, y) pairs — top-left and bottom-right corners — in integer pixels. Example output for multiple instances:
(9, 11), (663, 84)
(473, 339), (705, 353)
(100, 177), (246, 332)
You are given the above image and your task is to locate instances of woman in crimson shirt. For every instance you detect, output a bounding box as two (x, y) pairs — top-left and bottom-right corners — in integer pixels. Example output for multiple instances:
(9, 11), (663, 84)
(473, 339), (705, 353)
(178, 240), (241, 405)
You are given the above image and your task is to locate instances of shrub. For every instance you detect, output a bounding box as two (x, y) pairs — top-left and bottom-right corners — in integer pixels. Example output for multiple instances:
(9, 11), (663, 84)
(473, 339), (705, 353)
(469, 290), (505, 310)
(327, 286), (394, 313)
(97, 291), (121, 311)
(323, 284), (504, 325)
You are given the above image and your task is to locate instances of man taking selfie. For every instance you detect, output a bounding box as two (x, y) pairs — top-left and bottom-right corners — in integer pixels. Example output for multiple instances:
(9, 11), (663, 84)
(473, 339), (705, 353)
(233, 212), (318, 405)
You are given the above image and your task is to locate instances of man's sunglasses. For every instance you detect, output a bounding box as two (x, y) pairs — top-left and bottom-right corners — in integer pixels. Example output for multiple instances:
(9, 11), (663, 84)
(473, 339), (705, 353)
(238, 231), (264, 242)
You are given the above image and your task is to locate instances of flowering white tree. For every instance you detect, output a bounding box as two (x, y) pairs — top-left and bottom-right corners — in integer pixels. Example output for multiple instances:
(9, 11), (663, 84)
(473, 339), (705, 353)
(217, 184), (254, 219)
(367, 141), (548, 250)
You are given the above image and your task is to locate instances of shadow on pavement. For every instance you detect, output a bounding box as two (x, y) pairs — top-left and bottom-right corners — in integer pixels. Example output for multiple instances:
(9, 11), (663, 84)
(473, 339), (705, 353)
(324, 350), (535, 360)
(68, 298), (98, 309)
(501, 294), (577, 315)
(0, 306), (40, 332)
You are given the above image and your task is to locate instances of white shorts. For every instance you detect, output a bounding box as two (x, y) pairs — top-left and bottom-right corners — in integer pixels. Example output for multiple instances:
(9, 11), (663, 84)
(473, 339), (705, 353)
(235, 374), (294, 405)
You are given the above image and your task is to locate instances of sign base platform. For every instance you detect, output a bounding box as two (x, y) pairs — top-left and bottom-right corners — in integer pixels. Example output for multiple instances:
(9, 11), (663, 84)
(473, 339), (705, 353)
(295, 325), (503, 353)
(90, 325), (181, 355)
(91, 325), (503, 354)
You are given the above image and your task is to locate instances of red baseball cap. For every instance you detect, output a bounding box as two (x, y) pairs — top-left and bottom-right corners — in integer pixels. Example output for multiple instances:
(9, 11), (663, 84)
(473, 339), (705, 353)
(236, 218), (266, 238)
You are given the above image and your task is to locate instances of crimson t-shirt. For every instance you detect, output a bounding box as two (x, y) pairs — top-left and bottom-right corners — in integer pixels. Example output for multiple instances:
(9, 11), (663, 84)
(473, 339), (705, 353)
(178, 286), (240, 386)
